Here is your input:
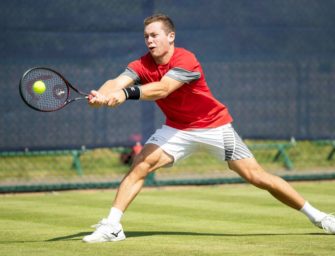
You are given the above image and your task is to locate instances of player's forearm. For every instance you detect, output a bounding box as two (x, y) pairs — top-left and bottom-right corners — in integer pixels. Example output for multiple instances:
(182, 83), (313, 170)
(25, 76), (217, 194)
(89, 76), (134, 107)
(98, 76), (134, 95)
(139, 81), (170, 100)
(97, 79), (123, 95)
(121, 77), (183, 101)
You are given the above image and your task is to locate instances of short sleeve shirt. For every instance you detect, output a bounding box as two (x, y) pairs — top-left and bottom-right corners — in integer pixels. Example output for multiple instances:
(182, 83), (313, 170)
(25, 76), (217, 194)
(123, 47), (233, 130)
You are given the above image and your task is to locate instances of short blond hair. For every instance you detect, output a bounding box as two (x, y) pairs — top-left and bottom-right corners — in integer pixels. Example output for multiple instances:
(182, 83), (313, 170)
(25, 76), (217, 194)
(144, 13), (175, 34)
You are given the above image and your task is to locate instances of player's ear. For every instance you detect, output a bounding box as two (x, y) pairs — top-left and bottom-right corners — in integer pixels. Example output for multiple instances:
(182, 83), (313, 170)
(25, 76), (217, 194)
(168, 32), (175, 43)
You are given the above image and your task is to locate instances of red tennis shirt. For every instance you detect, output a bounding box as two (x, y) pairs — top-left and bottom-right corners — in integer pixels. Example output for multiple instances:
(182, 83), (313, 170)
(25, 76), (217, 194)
(126, 47), (233, 130)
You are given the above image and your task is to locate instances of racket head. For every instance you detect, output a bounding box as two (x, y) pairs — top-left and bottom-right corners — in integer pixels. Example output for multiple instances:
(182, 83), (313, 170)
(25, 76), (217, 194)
(19, 67), (71, 112)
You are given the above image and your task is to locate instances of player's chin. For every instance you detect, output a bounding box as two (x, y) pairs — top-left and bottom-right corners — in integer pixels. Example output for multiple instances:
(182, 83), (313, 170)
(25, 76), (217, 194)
(149, 47), (158, 54)
(150, 51), (163, 60)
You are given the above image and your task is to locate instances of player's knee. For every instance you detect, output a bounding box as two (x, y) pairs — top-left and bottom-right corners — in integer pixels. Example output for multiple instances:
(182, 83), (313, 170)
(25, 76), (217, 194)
(132, 152), (156, 169)
(244, 169), (274, 190)
(134, 146), (172, 169)
(129, 151), (160, 177)
(126, 164), (150, 182)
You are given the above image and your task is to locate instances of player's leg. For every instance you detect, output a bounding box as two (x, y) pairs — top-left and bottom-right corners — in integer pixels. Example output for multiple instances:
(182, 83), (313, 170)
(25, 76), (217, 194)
(228, 158), (305, 209)
(83, 143), (173, 243)
(220, 121), (335, 234)
(228, 158), (335, 233)
(113, 143), (174, 212)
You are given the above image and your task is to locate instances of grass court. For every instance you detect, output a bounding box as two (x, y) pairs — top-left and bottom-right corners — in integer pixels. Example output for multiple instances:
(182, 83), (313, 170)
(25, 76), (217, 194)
(1, 181), (334, 256)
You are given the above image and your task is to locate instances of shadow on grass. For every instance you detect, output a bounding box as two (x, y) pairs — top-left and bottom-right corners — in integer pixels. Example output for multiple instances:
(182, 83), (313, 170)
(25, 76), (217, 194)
(0, 231), (327, 244)
(45, 230), (326, 242)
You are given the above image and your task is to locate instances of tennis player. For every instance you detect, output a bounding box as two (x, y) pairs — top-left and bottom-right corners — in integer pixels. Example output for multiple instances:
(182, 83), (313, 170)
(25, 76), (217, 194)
(83, 14), (335, 242)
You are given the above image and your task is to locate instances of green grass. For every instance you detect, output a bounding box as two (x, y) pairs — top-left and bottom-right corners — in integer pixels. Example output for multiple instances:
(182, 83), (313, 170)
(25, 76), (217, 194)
(1, 181), (334, 256)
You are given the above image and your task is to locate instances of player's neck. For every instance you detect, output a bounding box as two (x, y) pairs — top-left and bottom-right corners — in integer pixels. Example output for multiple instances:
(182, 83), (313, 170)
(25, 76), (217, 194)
(154, 45), (175, 65)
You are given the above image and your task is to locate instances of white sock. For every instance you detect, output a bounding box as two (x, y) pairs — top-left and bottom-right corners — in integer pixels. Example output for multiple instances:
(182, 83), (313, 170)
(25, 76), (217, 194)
(107, 207), (123, 225)
(300, 201), (327, 223)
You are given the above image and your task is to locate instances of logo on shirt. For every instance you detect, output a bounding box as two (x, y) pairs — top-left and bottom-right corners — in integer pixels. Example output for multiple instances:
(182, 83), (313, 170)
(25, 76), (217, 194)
(149, 136), (158, 142)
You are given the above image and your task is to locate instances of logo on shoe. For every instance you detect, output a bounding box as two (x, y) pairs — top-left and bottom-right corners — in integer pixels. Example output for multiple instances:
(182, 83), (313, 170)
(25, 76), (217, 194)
(110, 230), (122, 238)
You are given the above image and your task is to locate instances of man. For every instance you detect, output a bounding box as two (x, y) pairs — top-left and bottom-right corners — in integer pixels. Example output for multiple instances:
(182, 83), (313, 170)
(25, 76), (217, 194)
(83, 14), (335, 243)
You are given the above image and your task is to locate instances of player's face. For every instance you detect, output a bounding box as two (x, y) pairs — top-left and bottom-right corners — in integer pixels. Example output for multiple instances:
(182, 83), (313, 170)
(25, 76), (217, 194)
(144, 21), (175, 63)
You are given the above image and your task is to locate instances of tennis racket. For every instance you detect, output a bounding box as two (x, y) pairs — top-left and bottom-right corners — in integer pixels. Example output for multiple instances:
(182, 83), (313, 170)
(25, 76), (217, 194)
(19, 67), (89, 112)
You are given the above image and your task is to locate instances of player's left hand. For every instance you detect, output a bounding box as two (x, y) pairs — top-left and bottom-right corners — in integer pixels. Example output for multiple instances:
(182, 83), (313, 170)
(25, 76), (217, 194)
(105, 90), (126, 108)
(88, 90), (108, 108)
(88, 90), (126, 108)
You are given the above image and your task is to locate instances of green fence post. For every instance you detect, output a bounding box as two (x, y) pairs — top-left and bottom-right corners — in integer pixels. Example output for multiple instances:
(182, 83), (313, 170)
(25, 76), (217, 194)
(327, 141), (335, 160)
(71, 150), (83, 176)
(273, 145), (293, 170)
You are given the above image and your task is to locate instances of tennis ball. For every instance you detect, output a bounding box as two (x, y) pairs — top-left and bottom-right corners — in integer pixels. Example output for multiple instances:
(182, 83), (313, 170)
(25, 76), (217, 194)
(33, 80), (46, 94)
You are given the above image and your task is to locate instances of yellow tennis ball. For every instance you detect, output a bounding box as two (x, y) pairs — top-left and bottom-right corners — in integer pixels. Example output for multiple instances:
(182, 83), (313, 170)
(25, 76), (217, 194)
(33, 80), (46, 94)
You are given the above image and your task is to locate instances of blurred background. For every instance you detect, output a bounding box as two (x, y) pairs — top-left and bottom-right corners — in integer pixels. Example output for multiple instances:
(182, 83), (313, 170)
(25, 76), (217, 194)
(0, 0), (334, 192)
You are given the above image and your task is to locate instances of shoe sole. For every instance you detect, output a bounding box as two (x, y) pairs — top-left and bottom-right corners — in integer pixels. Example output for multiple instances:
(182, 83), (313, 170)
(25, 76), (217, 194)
(82, 234), (126, 243)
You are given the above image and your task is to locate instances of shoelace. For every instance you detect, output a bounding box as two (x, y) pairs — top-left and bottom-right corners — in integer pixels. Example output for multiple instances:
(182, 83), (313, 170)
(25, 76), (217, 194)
(321, 213), (335, 234)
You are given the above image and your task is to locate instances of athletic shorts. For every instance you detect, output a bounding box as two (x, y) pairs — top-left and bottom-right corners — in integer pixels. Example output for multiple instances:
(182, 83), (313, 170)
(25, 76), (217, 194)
(145, 123), (253, 165)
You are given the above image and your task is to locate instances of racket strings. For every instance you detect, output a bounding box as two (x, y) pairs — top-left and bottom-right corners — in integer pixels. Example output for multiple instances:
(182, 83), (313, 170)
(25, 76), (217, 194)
(20, 69), (69, 111)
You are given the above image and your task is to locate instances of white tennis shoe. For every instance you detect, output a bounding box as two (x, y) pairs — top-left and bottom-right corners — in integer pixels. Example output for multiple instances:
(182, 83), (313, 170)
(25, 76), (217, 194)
(82, 218), (126, 243)
(314, 214), (335, 234)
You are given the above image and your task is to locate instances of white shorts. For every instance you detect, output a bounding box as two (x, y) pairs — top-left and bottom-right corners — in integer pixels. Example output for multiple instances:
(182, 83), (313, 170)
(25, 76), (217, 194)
(145, 123), (253, 165)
